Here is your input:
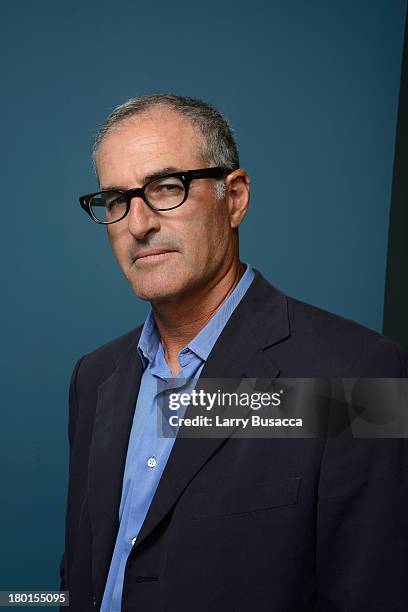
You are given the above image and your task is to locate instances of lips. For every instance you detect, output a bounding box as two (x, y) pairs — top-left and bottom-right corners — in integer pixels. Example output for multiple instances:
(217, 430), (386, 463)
(134, 249), (175, 262)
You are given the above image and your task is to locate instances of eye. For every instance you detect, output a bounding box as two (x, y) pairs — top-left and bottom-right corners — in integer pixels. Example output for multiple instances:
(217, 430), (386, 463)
(90, 191), (127, 208)
(145, 176), (185, 208)
(164, 184), (179, 191)
(107, 193), (127, 208)
(155, 181), (183, 193)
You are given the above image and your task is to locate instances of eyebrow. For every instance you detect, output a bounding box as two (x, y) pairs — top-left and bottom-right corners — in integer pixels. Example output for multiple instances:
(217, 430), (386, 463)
(100, 166), (184, 191)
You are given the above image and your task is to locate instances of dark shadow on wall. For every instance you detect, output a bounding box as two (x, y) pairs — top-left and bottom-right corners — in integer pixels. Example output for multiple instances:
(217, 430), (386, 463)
(383, 8), (408, 351)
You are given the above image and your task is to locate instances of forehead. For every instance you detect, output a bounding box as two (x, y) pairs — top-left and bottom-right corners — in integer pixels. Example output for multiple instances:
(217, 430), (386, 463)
(96, 107), (205, 186)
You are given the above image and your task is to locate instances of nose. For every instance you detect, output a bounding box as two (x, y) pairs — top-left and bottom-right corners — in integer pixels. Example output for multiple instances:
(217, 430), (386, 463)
(126, 194), (161, 239)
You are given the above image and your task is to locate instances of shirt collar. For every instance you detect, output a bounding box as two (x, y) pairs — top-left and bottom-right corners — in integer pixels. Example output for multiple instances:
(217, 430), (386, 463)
(137, 308), (160, 368)
(187, 263), (255, 360)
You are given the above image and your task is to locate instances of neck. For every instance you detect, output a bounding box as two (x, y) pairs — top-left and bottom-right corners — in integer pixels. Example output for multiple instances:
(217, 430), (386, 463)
(151, 259), (245, 375)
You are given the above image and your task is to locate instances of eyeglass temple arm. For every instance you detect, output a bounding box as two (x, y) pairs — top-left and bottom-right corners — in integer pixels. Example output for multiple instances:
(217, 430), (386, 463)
(188, 167), (232, 180)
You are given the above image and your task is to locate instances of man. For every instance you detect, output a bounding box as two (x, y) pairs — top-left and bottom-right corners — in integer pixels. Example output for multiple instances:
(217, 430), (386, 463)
(60, 93), (408, 611)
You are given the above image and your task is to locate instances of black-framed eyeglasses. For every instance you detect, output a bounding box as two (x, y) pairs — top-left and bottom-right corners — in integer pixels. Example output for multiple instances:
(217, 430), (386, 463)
(79, 166), (232, 224)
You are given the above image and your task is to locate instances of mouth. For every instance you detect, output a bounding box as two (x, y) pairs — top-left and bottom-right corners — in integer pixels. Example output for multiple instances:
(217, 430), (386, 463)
(134, 250), (177, 264)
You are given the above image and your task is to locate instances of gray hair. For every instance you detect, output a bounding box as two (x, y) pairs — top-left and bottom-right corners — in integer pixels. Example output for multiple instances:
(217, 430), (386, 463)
(92, 93), (240, 199)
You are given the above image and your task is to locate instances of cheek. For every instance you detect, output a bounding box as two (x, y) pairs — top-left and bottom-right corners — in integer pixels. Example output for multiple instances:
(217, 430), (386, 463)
(190, 207), (230, 261)
(107, 226), (131, 265)
(180, 199), (230, 256)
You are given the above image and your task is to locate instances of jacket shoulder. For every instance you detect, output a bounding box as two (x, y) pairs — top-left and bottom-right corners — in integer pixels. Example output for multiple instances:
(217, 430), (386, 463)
(284, 294), (408, 376)
(287, 294), (382, 338)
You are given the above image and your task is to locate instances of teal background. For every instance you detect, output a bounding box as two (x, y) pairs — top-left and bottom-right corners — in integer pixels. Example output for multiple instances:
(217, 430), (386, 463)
(1, 0), (406, 598)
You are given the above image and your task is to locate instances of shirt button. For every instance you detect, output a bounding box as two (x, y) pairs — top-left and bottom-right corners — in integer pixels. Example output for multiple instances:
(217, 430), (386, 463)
(131, 537), (137, 546)
(147, 456), (157, 468)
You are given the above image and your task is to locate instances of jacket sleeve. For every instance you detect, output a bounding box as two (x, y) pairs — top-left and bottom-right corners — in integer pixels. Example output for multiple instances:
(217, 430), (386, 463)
(59, 356), (86, 595)
(316, 339), (408, 610)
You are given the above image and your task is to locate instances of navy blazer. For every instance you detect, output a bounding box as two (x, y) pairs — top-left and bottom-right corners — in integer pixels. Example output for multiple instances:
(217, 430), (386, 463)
(60, 269), (408, 611)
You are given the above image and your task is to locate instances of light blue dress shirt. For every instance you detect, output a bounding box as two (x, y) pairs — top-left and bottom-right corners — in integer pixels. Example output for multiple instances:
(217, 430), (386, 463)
(100, 263), (255, 611)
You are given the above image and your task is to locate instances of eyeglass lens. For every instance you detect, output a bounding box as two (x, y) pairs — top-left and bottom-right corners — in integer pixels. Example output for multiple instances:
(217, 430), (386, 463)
(89, 176), (186, 222)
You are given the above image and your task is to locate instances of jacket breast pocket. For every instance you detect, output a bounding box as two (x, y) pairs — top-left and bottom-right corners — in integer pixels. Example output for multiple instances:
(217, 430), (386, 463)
(192, 476), (302, 519)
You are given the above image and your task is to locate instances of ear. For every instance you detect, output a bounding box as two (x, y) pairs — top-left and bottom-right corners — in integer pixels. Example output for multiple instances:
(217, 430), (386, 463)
(225, 169), (250, 229)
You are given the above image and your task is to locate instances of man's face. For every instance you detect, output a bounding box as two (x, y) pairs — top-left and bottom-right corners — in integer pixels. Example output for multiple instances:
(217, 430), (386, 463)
(96, 108), (240, 303)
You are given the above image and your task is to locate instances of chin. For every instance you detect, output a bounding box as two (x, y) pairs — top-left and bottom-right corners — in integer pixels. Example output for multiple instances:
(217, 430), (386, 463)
(130, 277), (186, 303)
